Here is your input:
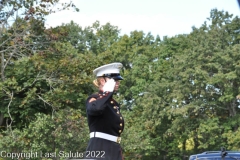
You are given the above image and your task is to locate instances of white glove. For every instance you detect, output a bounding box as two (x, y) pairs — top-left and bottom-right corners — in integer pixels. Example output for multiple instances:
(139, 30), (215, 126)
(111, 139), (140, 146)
(103, 79), (116, 92)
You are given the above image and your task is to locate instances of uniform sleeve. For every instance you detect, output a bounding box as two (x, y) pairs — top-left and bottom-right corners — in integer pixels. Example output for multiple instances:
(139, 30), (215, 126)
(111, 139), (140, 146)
(86, 91), (114, 116)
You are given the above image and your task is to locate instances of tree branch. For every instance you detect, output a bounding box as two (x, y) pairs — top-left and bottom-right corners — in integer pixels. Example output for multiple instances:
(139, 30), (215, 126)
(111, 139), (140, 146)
(2, 88), (14, 134)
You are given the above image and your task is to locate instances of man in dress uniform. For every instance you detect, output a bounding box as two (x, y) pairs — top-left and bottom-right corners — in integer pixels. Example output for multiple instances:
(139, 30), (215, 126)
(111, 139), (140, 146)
(85, 62), (124, 160)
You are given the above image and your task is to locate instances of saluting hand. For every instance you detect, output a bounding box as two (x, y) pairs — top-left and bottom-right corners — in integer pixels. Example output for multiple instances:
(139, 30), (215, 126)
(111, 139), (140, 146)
(103, 79), (116, 92)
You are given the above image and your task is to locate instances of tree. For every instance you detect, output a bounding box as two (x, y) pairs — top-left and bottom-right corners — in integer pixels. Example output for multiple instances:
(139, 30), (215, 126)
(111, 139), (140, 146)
(121, 9), (240, 159)
(0, 108), (89, 160)
(0, 0), (78, 128)
(162, 9), (240, 154)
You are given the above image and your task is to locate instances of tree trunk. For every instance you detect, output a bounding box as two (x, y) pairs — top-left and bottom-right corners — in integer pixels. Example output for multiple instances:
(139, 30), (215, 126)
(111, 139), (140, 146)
(0, 113), (4, 126)
(193, 131), (199, 153)
(1, 47), (5, 127)
(1, 52), (5, 81)
(228, 100), (237, 117)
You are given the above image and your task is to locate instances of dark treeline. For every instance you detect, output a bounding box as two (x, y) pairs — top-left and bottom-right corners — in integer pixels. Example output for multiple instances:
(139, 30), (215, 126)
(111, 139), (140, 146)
(0, 1), (240, 159)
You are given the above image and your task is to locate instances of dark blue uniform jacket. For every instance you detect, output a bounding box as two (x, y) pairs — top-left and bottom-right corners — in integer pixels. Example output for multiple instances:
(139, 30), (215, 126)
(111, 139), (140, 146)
(85, 90), (124, 160)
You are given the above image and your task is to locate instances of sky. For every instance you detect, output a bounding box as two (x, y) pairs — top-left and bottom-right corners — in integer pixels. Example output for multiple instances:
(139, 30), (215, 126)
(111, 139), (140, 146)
(45, 0), (240, 38)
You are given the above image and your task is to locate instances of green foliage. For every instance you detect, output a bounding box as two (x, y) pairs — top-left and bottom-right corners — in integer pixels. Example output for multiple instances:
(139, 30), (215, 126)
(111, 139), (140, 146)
(1, 6), (240, 160)
(119, 9), (240, 159)
(0, 108), (88, 160)
(1, 41), (94, 128)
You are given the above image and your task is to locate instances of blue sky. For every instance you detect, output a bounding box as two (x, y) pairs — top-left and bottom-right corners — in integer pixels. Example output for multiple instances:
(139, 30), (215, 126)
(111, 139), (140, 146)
(46, 0), (239, 38)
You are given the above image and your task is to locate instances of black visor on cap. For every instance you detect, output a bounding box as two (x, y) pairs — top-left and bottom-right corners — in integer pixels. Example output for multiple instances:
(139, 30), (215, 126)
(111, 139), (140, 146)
(101, 73), (124, 80)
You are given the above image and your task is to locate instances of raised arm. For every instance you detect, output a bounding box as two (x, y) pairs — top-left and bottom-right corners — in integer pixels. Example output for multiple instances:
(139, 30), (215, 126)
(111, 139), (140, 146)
(86, 92), (114, 116)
